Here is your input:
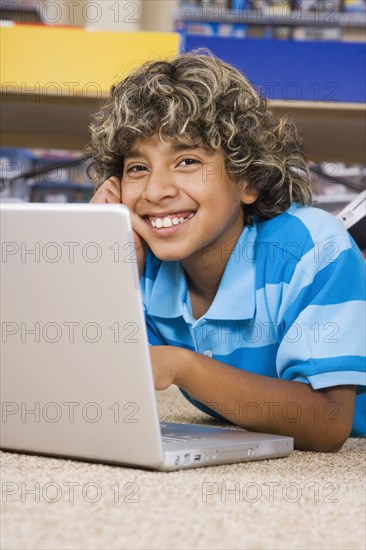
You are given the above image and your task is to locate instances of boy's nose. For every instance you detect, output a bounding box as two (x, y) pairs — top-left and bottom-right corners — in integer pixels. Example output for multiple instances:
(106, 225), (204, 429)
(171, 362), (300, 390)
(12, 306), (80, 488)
(142, 171), (178, 203)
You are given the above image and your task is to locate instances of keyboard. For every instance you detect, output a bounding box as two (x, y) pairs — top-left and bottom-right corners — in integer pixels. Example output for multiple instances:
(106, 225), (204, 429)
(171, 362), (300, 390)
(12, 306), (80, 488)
(161, 434), (199, 444)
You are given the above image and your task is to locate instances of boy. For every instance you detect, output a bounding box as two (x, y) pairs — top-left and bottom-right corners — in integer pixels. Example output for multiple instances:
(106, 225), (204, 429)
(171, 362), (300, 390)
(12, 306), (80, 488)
(87, 51), (365, 451)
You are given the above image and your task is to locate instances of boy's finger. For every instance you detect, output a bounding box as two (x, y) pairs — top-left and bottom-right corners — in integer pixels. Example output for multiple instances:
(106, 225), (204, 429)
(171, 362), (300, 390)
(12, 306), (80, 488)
(101, 177), (120, 191)
(90, 186), (121, 203)
(107, 176), (121, 187)
(104, 177), (122, 199)
(102, 189), (121, 203)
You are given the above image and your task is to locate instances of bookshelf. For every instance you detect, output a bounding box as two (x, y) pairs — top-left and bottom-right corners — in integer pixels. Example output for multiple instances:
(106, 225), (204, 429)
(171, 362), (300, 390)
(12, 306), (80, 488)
(0, 25), (180, 150)
(1, 23), (365, 162)
(179, 31), (366, 162)
(2, 91), (364, 163)
(174, 2), (365, 162)
(176, 5), (366, 28)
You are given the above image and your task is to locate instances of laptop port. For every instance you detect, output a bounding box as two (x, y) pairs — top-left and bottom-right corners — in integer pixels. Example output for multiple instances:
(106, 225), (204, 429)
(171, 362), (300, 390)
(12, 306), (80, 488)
(194, 454), (201, 462)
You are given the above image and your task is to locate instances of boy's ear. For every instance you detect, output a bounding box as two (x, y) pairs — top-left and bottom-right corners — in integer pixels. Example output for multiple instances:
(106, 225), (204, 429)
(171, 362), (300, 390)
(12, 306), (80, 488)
(241, 187), (258, 205)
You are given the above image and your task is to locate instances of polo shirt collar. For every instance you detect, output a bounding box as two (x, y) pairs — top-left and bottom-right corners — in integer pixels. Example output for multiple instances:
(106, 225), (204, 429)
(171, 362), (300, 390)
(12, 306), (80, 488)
(147, 223), (257, 321)
(147, 259), (187, 318)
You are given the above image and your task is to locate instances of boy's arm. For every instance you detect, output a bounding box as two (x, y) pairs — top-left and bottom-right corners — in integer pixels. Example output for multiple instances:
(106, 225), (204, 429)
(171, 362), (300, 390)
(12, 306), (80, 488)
(149, 345), (357, 452)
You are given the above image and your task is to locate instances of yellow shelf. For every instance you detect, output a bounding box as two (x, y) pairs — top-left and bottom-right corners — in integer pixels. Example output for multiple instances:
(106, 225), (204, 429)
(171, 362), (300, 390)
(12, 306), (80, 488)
(1, 25), (180, 94)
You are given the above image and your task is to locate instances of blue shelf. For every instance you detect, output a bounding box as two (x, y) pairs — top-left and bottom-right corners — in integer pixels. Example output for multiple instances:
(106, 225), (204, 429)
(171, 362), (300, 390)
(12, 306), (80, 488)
(182, 35), (366, 103)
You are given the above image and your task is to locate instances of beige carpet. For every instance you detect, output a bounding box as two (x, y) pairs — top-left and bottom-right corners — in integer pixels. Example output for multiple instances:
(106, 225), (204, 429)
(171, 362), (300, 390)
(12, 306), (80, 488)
(1, 385), (365, 550)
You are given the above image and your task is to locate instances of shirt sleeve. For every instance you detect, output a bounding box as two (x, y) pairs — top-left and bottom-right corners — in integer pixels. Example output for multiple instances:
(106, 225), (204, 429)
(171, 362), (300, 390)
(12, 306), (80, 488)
(276, 233), (366, 391)
(140, 252), (165, 346)
(143, 306), (165, 346)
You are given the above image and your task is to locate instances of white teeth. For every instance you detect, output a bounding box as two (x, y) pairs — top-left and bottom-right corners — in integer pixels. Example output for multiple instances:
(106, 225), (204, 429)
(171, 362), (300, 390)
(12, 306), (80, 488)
(149, 212), (195, 229)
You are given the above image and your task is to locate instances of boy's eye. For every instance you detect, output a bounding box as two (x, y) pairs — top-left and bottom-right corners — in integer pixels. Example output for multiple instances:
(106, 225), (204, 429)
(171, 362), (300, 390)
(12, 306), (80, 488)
(126, 164), (147, 174)
(180, 158), (199, 167)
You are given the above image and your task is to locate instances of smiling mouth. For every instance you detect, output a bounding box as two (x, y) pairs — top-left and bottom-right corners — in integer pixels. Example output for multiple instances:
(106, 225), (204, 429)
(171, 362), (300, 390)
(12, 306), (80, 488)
(144, 212), (195, 229)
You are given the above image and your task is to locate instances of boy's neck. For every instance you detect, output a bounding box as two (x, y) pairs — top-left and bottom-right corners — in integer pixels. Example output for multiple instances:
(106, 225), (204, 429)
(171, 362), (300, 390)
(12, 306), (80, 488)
(182, 226), (244, 317)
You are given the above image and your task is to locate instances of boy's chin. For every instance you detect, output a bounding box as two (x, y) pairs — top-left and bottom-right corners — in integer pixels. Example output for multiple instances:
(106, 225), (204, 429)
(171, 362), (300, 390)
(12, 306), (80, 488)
(149, 244), (191, 263)
(151, 250), (184, 262)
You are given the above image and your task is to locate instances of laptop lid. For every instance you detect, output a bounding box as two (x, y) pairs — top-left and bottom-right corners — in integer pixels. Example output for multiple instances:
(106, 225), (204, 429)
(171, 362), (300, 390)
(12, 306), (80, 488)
(0, 203), (164, 468)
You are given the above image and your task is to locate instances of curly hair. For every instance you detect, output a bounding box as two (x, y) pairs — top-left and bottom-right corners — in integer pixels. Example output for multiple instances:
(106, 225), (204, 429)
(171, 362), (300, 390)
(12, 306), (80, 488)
(85, 49), (312, 225)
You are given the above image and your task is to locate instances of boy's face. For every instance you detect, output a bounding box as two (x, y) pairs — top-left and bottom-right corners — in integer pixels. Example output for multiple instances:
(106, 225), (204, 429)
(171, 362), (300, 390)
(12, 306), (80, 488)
(121, 133), (257, 263)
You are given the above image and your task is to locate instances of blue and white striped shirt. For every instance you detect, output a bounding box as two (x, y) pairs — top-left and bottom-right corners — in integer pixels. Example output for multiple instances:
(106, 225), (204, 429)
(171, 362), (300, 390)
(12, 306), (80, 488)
(141, 204), (366, 436)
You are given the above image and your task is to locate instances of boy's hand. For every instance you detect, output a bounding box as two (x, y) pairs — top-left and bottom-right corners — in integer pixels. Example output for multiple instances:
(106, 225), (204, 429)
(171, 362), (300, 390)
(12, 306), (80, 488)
(90, 177), (148, 277)
(90, 176), (121, 204)
(149, 346), (178, 391)
(149, 346), (190, 391)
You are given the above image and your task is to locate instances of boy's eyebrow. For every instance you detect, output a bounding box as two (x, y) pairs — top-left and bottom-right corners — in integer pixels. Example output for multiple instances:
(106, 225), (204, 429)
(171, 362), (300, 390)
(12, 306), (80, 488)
(124, 143), (212, 160)
(124, 149), (146, 160)
(171, 143), (209, 153)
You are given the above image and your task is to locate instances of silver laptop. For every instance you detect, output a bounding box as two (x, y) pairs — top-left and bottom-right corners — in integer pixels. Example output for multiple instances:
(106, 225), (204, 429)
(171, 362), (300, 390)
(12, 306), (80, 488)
(0, 203), (293, 471)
